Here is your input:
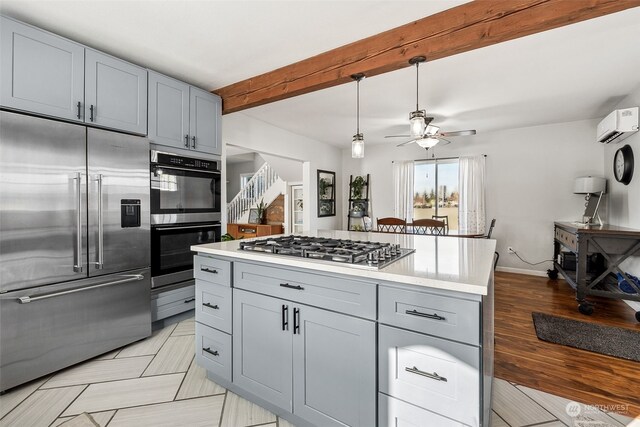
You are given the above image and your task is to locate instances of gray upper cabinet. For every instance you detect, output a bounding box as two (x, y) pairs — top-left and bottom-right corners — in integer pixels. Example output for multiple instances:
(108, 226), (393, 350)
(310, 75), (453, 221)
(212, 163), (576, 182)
(148, 72), (221, 155)
(85, 49), (147, 135)
(0, 16), (85, 122)
(189, 87), (221, 155)
(148, 71), (190, 149)
(292, 304), (376, 427)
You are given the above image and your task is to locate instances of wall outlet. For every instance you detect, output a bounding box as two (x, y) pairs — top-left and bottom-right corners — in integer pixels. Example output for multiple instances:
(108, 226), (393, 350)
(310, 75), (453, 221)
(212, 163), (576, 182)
(508, 246), (515, 254)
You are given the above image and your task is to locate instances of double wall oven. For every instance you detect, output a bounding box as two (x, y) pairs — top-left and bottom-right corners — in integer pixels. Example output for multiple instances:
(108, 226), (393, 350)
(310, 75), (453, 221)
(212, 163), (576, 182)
(150, 149), (221, 290)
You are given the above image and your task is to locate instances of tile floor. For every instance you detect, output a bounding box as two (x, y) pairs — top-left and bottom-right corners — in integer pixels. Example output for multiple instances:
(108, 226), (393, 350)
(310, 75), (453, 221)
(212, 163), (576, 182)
(0, 316), (637, 427)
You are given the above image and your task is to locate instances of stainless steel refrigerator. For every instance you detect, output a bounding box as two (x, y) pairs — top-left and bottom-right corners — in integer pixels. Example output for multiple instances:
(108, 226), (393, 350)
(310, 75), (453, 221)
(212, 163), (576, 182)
(0, 111), (151, 391)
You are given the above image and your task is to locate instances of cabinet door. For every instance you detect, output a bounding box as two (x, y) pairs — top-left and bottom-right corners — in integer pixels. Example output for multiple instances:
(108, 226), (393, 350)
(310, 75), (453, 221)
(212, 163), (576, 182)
(0, 16), (84, 122)
(293, 305), (376, 427)
(233, 290), (293, 411)
(189, 87), (221, 155)
(85, 49), (147, 135)
(148, 71), (190, 149)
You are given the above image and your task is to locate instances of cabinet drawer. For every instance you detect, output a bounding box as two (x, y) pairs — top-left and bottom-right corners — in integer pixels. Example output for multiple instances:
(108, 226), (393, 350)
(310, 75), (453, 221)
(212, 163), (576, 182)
(379, 285), (480, 345)
(555, 227), (577, 252)
(234, 262), (376, 319)
(378, 393), (465, 427)
(194, 255), (231, 286)
(151, 284), (195, 322)
(379, 325), (480, 427)
(196, 279), (232, 333)
(195, 322), (231, 382)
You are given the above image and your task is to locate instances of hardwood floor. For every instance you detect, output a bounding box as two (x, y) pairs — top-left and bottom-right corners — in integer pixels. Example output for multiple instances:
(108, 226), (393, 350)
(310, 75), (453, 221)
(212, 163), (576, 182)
(494, 271), (640, 418)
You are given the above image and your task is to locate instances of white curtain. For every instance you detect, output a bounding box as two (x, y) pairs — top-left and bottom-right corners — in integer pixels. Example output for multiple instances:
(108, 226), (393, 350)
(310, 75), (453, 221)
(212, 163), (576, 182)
(393, 161), (414, 222)
(458, 155), (486, 234)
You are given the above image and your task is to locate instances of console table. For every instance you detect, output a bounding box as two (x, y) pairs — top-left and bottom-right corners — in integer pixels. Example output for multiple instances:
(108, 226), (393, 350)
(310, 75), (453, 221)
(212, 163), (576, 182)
(227, 223), (283, 240)
(549, 222), (640, 321)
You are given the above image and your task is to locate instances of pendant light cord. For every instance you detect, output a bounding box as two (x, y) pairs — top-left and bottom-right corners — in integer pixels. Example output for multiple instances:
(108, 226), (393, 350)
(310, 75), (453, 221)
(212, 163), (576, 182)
(356, 78), (360, 134)
(415, 61), (419, 111)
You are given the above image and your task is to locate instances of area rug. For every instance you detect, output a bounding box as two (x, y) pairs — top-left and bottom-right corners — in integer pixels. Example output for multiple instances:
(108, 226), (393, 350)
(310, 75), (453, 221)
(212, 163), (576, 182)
(532, 312), (640, 362)
(59, 413), (100, 427)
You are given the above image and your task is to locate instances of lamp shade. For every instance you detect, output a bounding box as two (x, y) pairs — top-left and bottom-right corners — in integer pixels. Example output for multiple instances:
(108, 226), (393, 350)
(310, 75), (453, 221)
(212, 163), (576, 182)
(573, 176), (607, 194)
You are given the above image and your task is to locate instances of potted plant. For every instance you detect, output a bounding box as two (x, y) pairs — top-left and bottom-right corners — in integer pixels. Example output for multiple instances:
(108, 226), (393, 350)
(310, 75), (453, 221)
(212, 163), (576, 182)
(256, 199), (267, 224)
(350, 175), (366, 200)
(349, 201), (366, 217)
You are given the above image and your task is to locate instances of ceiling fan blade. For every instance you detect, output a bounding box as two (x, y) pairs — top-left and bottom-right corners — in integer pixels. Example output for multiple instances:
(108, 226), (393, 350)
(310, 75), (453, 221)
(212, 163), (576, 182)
(438, 129), (477, 137)
(436, 137), (452, 146)
(385, 135), (411, 138)
(396, 139), (415, 147)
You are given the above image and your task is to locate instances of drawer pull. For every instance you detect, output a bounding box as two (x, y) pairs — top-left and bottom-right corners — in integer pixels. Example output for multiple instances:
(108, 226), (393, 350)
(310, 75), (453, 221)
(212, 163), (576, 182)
(405, 309), (446, 321)
(203, 302), (219, 310)
(280, 283), (304, 291)
(405, 366), (448, 382)
(201, 267), (218, 274)
(203, 347), (219, 357)
(184, 298), (195, 303)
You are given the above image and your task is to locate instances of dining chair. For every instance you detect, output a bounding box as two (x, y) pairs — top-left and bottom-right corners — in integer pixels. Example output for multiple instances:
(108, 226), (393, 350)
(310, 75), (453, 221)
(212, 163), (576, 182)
(431, 215), (449, 234)
(376, 217), (406, 233)
(412, 219), (446, 235)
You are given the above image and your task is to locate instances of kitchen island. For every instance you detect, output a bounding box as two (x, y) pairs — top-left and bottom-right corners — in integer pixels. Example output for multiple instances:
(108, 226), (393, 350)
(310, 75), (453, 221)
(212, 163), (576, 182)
(192, 230), (496, 427)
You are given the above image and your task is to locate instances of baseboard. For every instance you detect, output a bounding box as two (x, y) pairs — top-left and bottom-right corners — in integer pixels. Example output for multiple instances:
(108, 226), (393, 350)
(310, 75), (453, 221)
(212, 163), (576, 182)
(495, 266), (549, 277)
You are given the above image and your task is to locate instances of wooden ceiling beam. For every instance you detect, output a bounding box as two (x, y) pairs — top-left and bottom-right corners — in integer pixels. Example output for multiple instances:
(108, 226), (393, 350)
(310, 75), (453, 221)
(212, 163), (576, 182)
(214, 0), (640, 114)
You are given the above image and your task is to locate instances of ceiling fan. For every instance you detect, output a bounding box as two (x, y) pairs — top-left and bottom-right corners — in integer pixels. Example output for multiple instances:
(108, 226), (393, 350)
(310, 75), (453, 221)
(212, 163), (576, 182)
(385, 56), (476, 149)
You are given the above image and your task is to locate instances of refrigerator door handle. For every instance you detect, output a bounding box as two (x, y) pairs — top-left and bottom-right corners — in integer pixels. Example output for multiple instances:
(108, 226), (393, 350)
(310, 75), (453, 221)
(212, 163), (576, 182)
(94, 174), (104, 269)
(17, 274), (145, 304)
(74, 173), (83, 273)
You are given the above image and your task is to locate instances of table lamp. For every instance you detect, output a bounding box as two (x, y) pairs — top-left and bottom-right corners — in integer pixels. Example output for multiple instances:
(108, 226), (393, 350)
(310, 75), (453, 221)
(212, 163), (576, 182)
(573, 176), (607, 225)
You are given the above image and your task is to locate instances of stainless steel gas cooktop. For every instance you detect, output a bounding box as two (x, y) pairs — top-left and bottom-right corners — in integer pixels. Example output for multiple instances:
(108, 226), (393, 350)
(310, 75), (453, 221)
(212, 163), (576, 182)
(238, 235), (414, 269)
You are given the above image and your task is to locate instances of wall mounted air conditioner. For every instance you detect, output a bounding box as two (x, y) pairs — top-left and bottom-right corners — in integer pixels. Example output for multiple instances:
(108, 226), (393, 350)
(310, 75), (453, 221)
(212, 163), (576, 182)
(596, 107), (638, 143)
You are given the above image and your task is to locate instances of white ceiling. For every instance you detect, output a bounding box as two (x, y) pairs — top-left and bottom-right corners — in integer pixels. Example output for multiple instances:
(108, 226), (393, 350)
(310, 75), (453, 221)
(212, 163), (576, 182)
(0, 0), (466, 89)
(3, 2), (639, 150)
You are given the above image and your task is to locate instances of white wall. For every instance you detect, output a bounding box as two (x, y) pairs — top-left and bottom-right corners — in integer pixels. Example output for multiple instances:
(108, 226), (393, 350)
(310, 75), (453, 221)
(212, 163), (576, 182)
(342, 119), (605, 273)
(223, 113), (343, 231)
(603, 84), (640, 310)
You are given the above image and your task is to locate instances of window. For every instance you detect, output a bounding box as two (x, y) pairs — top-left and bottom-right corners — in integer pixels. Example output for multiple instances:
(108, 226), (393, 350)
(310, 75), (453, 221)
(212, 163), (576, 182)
(413, 159), (459, 230)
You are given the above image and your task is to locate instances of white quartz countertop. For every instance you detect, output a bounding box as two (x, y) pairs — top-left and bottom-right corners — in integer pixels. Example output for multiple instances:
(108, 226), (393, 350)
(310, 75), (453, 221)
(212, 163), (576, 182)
(192, 230), (496, 295)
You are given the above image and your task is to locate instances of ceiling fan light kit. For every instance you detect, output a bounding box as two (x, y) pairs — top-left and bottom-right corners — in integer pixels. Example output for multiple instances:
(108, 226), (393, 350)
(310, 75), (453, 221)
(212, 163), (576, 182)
(351, 73), (365, 159)
(386, 55), (477, 150)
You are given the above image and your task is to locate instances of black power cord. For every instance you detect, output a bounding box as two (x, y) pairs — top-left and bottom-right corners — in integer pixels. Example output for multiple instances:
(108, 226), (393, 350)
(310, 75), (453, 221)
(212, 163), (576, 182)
(511, 250), (554, 266)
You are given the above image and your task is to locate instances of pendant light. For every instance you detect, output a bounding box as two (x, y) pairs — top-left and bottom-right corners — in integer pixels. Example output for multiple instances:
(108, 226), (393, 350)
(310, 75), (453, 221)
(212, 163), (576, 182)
(408, 56), (427, 138)
(351, 73), (365, 158)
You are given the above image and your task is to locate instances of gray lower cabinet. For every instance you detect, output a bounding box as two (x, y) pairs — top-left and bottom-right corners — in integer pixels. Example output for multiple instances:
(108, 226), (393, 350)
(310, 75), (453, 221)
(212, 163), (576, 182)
(233, 288), (376, 427)
(0, 16), (84, 122)
(85, 49), (147, 135)
(151, 284), (195, 322)
(148, 72), (221, 155)
(293, 303), (376, 427)
(233, 289), (293, 411)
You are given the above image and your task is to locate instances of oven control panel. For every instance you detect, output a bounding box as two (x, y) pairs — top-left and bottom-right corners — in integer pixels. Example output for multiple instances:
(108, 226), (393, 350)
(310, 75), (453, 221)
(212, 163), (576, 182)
(153, 151), (219, 172)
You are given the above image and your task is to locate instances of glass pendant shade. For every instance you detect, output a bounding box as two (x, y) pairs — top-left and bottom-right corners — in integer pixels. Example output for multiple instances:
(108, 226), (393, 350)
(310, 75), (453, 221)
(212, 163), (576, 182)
(409, 110), (426, 138)
(416, 137), (439, 149)
(352, 133), (364, 158)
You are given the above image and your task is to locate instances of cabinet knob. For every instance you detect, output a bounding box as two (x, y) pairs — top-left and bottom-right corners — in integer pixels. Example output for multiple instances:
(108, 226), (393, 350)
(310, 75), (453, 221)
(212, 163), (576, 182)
(184, 135), (189, 148)
(191, 135), (196, 149)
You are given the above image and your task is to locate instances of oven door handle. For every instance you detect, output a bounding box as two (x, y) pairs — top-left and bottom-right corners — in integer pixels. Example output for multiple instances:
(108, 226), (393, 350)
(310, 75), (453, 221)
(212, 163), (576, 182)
(154, 224), (221, 231)
(153, 165), (220, 175)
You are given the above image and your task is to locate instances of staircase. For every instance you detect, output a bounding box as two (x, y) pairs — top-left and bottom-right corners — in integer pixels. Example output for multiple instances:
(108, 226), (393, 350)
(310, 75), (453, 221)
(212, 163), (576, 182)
(227, 162), (280, 225)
